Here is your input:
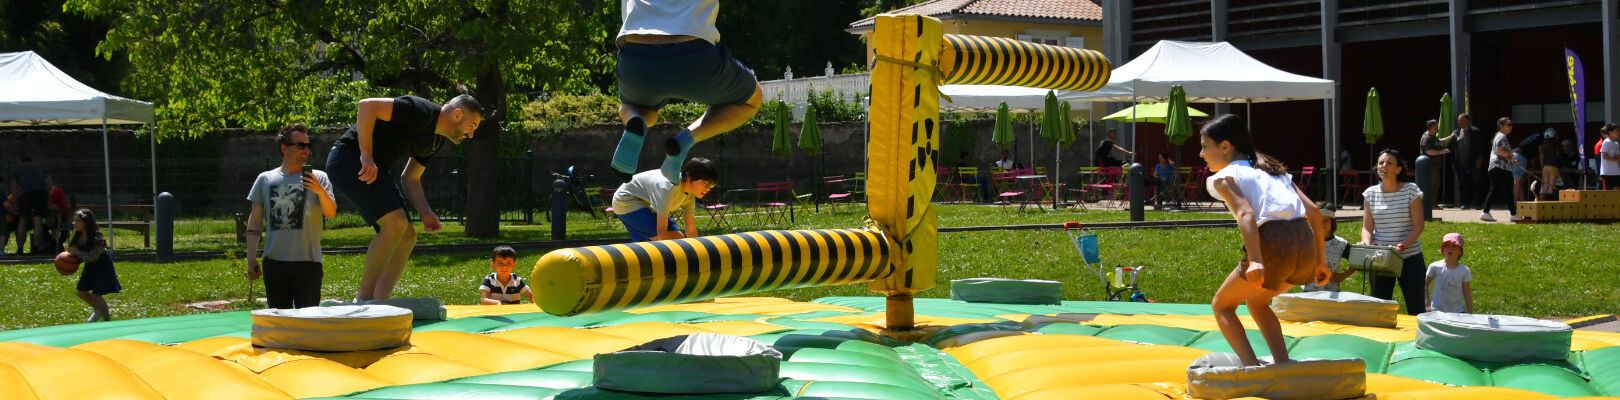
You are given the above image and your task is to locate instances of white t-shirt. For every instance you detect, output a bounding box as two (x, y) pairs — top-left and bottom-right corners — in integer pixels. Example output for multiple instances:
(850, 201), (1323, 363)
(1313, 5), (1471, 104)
(1425, 261), (1473, 313)
(617, 0), (721, 46)
(1301, 236), (1350, 292)
(1601, 138), (1620, 176)
(1205, 160), (1305, 224)
(1362, 182), (1424, 258)
(613, 170), (694, 216)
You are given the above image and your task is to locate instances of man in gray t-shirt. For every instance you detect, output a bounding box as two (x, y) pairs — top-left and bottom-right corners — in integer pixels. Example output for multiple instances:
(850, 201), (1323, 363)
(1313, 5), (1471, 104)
(245, 124), (336, 308)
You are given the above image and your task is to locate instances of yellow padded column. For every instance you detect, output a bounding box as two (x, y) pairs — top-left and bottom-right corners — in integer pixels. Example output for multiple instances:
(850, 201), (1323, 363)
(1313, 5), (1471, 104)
(864, 14), (944, 330)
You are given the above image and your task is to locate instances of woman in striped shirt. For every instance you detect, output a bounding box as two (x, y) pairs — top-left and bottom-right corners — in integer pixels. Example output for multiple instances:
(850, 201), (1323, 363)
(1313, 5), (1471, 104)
(1360, 149), (1428, 314)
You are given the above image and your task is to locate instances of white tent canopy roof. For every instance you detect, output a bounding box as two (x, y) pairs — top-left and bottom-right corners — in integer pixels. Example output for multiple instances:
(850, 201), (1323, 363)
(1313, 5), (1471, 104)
(940, 84), (1094, 113)
(0, 51), (153, 126)
(1063, 40), (1335, 103)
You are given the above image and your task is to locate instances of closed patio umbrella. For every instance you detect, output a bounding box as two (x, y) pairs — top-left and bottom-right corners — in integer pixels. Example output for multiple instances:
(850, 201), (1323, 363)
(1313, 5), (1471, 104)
(1165, 86), (1194, 146)
(798, 106), (822, 156)
(771, 102), (792, 158)
(993, 102), (1014, 150)
(1363, 87), (1384, 144)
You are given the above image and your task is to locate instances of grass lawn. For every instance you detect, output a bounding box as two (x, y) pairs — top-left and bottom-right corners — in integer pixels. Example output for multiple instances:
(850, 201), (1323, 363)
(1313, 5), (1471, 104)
(2, 204), (1615, 331)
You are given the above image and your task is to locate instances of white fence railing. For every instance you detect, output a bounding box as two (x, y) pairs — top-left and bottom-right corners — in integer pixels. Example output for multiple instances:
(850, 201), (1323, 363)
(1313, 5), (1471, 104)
(759, 64), (869, 119)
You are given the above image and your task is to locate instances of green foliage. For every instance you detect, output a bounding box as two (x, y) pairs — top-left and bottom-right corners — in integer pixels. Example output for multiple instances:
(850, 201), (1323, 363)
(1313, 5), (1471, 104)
(65, 0), (620, 139)
(754, 100), (792, 130)
(520, 91), (618, 135)
(939, 119), (980, 165)
(806, 88), (866, 123)
(655, 101), (709, 126)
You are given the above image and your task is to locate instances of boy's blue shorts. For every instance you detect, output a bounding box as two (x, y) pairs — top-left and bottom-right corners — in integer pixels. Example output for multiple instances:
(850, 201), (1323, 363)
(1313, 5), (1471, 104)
(616, 208), (679, 242)
(617, 40), (758, 110)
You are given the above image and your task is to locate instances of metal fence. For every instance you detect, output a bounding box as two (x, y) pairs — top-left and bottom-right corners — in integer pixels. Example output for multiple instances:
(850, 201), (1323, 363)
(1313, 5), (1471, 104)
(759, 64), (869, 119)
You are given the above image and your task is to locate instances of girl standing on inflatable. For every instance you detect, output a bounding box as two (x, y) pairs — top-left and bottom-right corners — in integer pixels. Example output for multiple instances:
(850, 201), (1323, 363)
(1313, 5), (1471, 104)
(67, 209), (120, 322)
(1200, 115), (1331, 366)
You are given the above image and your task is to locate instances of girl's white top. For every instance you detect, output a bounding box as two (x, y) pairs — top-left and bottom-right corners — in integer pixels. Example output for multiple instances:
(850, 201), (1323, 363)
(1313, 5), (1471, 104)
(1206, 160), (1305, 224)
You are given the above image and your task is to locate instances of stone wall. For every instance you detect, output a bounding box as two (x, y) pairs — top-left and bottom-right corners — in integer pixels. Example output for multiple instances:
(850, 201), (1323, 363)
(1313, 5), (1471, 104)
(1, 121), (1099, 214)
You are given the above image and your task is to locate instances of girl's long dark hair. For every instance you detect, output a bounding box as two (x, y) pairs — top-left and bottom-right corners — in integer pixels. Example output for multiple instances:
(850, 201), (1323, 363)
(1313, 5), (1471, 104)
(70, 208), (102, 250)
(1202, 114), (1287, 176)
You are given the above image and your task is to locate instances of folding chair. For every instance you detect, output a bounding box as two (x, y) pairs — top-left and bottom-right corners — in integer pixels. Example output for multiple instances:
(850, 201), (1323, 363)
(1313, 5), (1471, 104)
(1294, 166), (1316, 192)
(1338, 169), (1368, 205)
(1093, 166), (1124, 208)
(754, 181), (794, 225)
(1181, 167), (1212, 209)
(956, 167), (982, 203)
(935, 166), (958, 202)
(993, 171), (1029, 213)
(852, 171), (868, 202)
(823, 175), (853, 213)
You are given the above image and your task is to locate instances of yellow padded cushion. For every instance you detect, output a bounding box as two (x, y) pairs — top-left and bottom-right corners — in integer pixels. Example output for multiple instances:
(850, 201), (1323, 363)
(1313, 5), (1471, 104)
(409, 331), (573, 372)
(487, 326), (641, 359)
(71, 339), (290, 400)
(0, 341), (164, 400)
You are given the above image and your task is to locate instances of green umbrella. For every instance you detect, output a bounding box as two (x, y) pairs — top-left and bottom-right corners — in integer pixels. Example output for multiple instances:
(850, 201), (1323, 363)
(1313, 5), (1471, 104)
(992, 102), (1014, 150)
(1101, 102), (1208, 123)
(1363, 87), (1384, 144)
(1058, 100), (1076, 147)
(798, 106), (822, 156)
(1165, 85), (1194, 146)
(1040, 91), (1063, 145)
(1438, 93), (1455, 138)
(771, 102), (792, 158)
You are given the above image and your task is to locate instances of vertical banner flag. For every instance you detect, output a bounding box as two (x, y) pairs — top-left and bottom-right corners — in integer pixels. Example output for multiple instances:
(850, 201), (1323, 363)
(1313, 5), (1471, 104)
(1566, 47), (1587, 166)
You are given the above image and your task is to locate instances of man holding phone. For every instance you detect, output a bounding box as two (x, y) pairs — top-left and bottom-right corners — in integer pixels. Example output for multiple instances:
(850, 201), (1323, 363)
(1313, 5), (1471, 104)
(245, 123), (336, 309)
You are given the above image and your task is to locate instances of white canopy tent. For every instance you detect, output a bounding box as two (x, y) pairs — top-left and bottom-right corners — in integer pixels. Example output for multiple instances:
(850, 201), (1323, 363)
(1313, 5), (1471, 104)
(1062, 40), (1339, 197)
(0, 51), (155, 247)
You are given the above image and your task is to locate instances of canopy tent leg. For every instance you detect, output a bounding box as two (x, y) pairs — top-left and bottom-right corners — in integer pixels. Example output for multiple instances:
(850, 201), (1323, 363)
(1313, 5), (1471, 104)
(102, 117), (114, 248)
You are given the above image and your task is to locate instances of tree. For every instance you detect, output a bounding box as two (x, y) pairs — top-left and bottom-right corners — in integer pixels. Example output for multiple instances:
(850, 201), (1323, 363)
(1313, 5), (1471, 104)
(68, 0), (620, 238)
(0, 0), (127, 96)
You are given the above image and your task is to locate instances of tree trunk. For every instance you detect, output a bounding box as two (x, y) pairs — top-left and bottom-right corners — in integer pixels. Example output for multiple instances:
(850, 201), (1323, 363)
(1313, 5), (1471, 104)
(464, 63), (505, 238)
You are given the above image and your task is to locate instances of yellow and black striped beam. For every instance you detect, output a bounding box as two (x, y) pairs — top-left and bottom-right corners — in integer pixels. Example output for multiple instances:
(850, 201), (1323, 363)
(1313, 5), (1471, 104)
(531, 229), (893, 316)
(940, 34), (1111, 92)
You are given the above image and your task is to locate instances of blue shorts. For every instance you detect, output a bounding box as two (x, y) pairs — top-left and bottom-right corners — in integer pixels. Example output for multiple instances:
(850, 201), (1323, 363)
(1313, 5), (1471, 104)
(1512, 154), (1529, 178)
(326, 144), (404, 229)
(617, 40), (758, 110)
(616, 208), (679, 242)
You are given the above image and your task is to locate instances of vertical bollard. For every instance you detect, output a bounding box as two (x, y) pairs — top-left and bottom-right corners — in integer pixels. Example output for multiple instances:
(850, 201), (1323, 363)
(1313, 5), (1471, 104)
(1127, 163), (1145, 221)
(551, 179), (568, 240)
(155, 192), (175, 262)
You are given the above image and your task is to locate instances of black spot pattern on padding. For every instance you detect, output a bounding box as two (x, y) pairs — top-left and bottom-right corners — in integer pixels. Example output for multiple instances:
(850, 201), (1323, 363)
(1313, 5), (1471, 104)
(913, 85), (920, 108)
(906, 196), (915, 218)
(925, 119), (934, 139)
(911, 121), (918, 144)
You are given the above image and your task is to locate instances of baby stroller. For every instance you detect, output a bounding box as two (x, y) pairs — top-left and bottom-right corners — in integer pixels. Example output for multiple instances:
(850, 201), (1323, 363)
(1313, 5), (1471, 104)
(1063, 222), (1152, 302)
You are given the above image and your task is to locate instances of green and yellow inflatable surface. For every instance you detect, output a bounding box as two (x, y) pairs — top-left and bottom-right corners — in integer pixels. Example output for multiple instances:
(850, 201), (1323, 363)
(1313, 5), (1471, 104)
(3, 296), (1619, 399)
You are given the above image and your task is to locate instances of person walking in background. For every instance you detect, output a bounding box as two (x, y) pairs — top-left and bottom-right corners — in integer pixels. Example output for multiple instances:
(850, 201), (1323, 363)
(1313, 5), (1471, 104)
(609, 0), (763, 183)
(1481, 117), (1518, 222)
(9, 156), (49, 254)
(1360, 149), (1428, 315)
(246, 124), (336, 309)
(1415, 119), (1452, 220)
(326, 92), (483, 301)
(1450, 114), (1486, 209)
(1538, 128), (1563, 198)
(1600, 123), (1620, 189)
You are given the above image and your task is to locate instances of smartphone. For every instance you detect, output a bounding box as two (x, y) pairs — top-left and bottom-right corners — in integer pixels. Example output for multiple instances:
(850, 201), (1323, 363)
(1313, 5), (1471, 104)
(302, 163), (313, 178)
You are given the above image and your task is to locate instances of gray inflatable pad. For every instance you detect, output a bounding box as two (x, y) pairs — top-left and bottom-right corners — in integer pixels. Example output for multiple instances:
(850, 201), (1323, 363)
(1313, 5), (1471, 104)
(250, 305), (413, 352)
(594, 333), (783, 394)
(320, 296), (448, 320)
(1416, 311), (1572, 362)
(1273, 290), (1398, 328)
(950, 277), (1062, 305)
(1187, 353), (1366, 400)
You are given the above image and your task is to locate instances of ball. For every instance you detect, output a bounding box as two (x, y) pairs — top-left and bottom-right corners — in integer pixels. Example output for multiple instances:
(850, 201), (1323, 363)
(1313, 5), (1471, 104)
(55, 251), (82, 275)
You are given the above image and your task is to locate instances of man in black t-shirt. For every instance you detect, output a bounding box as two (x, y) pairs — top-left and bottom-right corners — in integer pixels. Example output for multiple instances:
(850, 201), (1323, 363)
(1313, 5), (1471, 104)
(326, 94), (483, 301)
(1093, 130), (1133, 167)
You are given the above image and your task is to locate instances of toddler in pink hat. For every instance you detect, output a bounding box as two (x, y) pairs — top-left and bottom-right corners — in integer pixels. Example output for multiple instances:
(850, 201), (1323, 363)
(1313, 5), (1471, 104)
(1425, 233), (1474, 313)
